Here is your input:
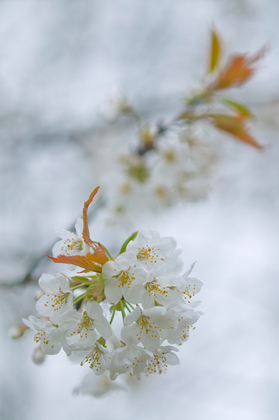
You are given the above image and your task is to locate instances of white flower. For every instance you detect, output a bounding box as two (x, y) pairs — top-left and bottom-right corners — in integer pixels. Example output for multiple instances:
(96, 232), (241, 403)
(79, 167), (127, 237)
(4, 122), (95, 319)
(80, 342), (109, 375)
(161, 307), (202, 346)
(109, 343), (152, 380)
(141, 265), (202, 309)
(36, 273), (73, 323)
(144, 345), (179, 375)
(121, 306), (177, 351)
(102, 252), (147, 304)
(126, 229), (183, 274)
(52, 218), (90, 257)
(61, 301), (112, 354)
(23, 315), (64, 355)
(131, 271), (187, 309)
(181, 265), (203, 302)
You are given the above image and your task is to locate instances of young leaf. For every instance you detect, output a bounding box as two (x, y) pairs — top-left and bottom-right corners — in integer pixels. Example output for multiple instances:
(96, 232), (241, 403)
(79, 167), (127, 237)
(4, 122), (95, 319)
(47, 248), (109, 273)
(209, 114), (263, 149)
(210, 50), (264, 90)
(119, 231), (138, 254)
(82, 186), (100, 247)
(222, 98), (254, 118)
(208, 28), (222, 74)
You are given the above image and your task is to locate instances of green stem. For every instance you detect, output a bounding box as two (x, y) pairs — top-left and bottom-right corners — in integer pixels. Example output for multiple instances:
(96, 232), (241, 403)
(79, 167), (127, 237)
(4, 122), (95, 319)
(125, 301), (135, 311)
(71, 284), (88, 291)
(73, 292), (87, 306)
(119, 300), (126, 321)
(124, 303), (132, 313)
(110, 309), (116, 324)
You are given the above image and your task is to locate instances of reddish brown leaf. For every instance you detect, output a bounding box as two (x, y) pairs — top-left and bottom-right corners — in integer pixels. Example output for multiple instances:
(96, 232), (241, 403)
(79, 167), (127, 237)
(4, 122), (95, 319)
(82, 186), (100, 247)
(47, 186), (110, 273)
(92, 242), (111, 266)
(209, 114), (263, 149)
(210, 51), (262, 90)
(47, 249), (109, 273)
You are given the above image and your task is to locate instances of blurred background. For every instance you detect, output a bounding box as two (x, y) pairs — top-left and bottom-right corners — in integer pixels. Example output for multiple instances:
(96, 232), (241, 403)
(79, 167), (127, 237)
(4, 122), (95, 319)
(0, 1), (278, 419)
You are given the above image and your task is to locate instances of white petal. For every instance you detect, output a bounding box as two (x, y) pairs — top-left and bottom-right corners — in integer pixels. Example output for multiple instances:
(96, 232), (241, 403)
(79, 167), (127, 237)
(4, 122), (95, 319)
(123, 307), (141, 326)
(38, 273), (58, 293)
(94, 319), (112, 340)
(104, 280), (123, 304)
(85, 301), (104, 319)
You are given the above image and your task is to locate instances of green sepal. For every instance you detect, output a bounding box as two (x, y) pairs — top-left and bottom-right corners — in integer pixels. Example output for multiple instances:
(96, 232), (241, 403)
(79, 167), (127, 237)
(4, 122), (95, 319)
(110, 302), (123, 312)
(97, 337), (106, 347)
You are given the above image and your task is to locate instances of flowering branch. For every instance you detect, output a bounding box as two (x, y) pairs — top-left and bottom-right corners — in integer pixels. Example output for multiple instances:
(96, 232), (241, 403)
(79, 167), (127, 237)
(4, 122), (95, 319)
(2, 29), (267, 288)
(100, 29), (266, 222)
(110, 29), (264, 160)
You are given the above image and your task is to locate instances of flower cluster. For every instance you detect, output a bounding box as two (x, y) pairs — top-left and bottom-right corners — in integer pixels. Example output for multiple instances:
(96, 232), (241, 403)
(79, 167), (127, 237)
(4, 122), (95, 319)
(24, 187), (202, 388)
(105, 128), (216, 224)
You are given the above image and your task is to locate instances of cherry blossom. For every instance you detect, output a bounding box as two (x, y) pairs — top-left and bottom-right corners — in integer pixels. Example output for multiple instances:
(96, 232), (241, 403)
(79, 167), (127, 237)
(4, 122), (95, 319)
(121, 306), (177, 351)
(102, 252), (147, 304)
(52, 218), (90, 258)
(36, 273), (73, 323)
(61, 301), (112, 353)
(23, 315), (64, 355)
(126, 228), (183, 274)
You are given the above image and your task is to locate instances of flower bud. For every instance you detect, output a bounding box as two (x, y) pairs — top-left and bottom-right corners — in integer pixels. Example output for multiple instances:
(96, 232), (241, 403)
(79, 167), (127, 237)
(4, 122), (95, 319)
(8, 324), (28, 339)
(32, 346), (46, 364)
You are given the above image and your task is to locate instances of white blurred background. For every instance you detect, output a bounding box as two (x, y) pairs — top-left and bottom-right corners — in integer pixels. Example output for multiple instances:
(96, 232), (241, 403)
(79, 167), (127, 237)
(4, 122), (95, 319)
(0, 1), (278, 419)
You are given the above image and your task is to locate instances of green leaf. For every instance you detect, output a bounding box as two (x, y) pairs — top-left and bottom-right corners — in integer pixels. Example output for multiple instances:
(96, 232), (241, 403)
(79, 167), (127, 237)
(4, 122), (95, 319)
(222, 98), (254, 118)
(208, 28), (222, 74)
(119, 231), (138, 255)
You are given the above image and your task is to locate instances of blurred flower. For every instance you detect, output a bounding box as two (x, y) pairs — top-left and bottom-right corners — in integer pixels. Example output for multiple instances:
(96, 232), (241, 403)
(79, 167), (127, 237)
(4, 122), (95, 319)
(8, 323), (29, 339)
(32, 346), (46, 365)
(74, 371), (126, 397)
